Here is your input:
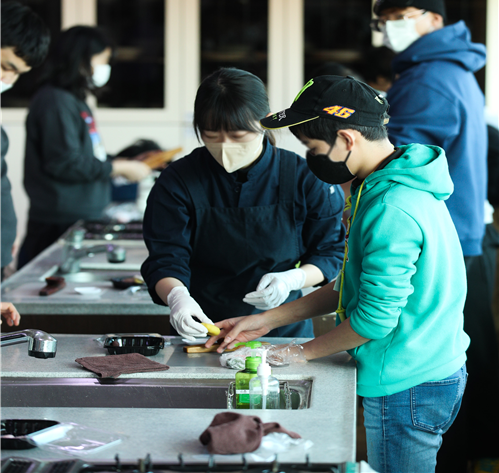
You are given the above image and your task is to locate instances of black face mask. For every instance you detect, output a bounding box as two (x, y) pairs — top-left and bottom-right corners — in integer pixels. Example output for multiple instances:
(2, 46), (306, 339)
(306, 145), (355, 185)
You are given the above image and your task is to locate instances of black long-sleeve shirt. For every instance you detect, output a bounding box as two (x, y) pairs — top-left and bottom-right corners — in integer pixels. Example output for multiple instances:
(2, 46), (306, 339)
(24, 85), (112, 224)
(141, 144), (346, 306)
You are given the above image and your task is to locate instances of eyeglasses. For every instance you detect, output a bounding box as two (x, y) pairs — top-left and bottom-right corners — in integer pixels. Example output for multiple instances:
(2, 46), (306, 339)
(370, 9), (427, 32)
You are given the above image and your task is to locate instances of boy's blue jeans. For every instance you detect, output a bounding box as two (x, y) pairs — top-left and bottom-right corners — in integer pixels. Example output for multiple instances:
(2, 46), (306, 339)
(363, 364), (467, 473)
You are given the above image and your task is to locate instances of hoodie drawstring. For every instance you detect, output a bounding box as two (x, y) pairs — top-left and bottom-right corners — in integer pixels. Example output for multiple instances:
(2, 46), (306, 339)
(336, 179), (367, 323)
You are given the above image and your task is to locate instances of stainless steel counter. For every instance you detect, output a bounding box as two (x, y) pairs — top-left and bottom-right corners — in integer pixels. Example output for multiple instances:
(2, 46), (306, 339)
(1, 239), (168, 316)
(0, 335), (357, 464)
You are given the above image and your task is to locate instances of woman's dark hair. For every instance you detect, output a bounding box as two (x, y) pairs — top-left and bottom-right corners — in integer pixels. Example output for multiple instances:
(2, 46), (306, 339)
(1, 1), (50, 68)
(42, 26), (113, 100)
(290, 112), (390, 145)
(194, 68), (275, 146)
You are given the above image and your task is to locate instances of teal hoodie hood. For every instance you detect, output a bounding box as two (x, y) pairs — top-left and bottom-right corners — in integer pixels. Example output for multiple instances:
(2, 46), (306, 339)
(365, 143), (454, 201)
(341, 143), (469, 397)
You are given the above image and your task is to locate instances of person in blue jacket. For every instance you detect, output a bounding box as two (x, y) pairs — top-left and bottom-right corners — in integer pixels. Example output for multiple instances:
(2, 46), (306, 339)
(141, 68), (345, 341)
(371, 0), (487, 257)
(370, 2), (491, 470)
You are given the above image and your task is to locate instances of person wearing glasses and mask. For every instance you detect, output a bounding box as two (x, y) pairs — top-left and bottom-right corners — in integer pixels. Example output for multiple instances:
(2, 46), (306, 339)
(371, 0), (486, 261)
(18, 26), (151, 268)
(371, 1), (493, 471)
(141, 67), (345, 340)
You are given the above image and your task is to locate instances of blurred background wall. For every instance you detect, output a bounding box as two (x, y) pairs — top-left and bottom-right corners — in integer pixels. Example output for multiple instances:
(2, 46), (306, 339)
(2, 0), (497, 247)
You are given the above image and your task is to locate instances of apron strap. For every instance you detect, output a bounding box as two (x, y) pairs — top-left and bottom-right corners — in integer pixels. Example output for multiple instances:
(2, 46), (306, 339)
(278, 148), (296, 204)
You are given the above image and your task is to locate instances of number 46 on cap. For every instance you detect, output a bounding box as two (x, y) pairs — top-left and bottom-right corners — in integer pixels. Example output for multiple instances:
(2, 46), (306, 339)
(323, 106), (355, 119)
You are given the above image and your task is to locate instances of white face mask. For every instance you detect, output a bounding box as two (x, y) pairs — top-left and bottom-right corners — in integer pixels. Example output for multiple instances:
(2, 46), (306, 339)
(204, 133), (265, 173)
(383, 13), (429, 53)
(92, 64), (111, 87)
(1, 82), (13, 94)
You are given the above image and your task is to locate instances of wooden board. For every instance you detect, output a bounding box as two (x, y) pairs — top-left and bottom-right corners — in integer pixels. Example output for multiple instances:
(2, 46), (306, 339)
(142, 147), (183, 168)
(183, 341), (270, 353)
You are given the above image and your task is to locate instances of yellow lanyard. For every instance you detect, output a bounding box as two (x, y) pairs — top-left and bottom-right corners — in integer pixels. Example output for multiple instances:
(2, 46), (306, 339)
(336, 179), (367, 322)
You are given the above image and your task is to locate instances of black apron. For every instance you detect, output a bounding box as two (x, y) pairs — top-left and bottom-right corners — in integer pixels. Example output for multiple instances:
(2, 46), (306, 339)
(179, 152), (314, 338)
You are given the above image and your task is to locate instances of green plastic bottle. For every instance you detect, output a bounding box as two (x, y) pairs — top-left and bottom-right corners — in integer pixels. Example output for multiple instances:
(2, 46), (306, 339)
(235, 341), (262, 409)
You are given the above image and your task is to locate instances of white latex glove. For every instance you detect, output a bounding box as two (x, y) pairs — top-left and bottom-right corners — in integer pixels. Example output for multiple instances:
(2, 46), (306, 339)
(243, 268), (307, 310)
(166, 286), (214, 341)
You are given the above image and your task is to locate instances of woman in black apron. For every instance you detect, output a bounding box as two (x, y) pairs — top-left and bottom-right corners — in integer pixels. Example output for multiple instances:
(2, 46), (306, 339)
(141, 68), (345, 340)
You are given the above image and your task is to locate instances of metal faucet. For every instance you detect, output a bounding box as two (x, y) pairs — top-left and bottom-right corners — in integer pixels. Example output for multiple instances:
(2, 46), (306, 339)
(0, 329), (57, 358)
(59, 227), (126, 274)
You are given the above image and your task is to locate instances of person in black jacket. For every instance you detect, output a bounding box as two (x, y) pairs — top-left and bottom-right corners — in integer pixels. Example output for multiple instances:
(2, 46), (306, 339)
(141, 68), (346, 340)
(18, 26), (150, 268)
(1, 1), (50, 279)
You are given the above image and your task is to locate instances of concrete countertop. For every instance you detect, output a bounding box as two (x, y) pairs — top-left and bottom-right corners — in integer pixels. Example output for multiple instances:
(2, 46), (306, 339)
(0, 335), (357, 464)
(1, 240), (169, 316)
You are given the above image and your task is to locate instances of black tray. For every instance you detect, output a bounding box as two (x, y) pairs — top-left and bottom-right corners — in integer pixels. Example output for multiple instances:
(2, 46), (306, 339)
(1, 419), (60, 450)
(103, 336), (165, 356)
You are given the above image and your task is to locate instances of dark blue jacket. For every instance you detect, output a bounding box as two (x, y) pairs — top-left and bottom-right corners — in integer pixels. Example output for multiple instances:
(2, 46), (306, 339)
(387, 21), (487, 256)
(141, 142), (346, 306)
(24, 86), (112, 224)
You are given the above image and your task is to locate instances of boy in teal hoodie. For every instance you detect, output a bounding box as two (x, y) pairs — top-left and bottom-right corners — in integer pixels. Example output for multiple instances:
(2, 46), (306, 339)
(208, 75), (470, 473)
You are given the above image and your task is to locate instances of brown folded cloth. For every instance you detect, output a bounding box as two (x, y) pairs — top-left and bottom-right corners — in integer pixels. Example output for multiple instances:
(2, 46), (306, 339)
(199, 412), (301, 455)
(75, 353), (169, 378)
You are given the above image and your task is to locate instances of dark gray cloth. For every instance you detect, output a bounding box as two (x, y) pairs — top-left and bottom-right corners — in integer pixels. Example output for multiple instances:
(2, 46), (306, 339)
(199, 412), (301, 454)
(1, 126), (17, 269)
(75, 353), (169, 378)
(24, 85), (112, 224)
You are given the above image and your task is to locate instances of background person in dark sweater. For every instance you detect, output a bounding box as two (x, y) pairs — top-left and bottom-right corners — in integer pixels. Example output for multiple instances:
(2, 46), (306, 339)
(18, 26), (151, 268)
(1, 1), (50, 279)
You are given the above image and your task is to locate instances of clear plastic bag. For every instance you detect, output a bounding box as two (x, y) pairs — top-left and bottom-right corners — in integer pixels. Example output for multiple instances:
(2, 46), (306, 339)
(194, 432), (313, 462)
(219, 340), (306, 370)
(265, 340), (307, 366)
(26, 422), (126, 456)
(250, 432), (313, 461)
(220, 346), (253, 370)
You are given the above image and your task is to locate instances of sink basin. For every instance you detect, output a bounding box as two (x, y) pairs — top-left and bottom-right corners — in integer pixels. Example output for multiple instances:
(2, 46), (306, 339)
(76, 241), (147, 271)
(36, 240), (148, 283)
(1, 377), (312, 409)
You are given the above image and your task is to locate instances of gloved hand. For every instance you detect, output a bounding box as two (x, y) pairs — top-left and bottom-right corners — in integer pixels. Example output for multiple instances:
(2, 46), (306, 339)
(243, 268), (307, 310)
(167, 286), (214, 341)
(266, 341), (307, 366)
